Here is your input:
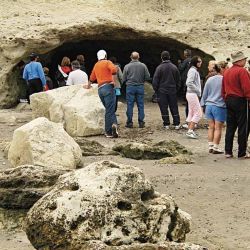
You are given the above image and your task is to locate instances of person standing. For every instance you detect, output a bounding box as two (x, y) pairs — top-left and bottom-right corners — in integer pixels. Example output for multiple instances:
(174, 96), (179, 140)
(152, 51), (181, 129)
(23, 53), (46, 103)
(178, 49), (192, 120)
(109, 56), (123, 113)
(66, 60), (88, 86)
(222, 51), (250, 158)
(200, 64), (226, 154)
(123, 51), (150, 128)
(76, 54), (87, 73)
(85, 50), (118, 138)
(185, 56), (203, 139)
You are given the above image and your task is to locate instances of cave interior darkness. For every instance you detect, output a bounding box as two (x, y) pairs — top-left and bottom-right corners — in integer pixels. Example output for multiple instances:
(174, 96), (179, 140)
(16, 37), (214, 98)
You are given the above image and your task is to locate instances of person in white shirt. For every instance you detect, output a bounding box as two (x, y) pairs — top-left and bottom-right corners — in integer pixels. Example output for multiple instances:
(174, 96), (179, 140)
(66, 60), (88, 86)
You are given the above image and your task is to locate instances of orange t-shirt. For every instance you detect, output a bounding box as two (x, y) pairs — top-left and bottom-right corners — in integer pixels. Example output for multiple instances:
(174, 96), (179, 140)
(90, 60), (117, 86)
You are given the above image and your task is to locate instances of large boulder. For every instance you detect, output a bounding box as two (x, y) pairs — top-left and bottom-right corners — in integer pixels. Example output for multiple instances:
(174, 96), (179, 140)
(30, 85), (105, 137)
(113, 140), (191, 160)
(25, 160), (193, 250)
(0, 165), (69, 209)
(8, 117), (82, 169)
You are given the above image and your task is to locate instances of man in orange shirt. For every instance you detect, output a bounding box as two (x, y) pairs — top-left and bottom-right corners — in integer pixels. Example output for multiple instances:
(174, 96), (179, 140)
(86, 50), (118, 138)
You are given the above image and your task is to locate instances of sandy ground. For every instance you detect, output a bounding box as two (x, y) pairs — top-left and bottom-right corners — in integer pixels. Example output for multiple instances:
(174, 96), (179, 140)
(0, 101), (250, 250)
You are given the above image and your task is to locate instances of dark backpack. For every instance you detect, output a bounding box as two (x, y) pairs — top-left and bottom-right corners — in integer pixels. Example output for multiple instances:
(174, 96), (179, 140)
(55, 69), (67, 87)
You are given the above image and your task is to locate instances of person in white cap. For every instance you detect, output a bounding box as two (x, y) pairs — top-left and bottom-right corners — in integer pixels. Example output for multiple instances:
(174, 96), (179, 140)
(85, 50), (118, 138)
(222, 51), (250, 159)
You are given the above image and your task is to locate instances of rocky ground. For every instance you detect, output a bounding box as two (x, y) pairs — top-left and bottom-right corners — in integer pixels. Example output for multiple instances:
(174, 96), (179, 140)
(0, 101), (250, 250)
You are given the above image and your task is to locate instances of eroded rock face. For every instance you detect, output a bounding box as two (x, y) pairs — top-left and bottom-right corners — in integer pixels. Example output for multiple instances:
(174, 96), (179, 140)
(0, 0), (249, 107)
(30, 85), (105, 137)
(0, 165), (69, 209)
(113, 140), (191, 160)
(8, 117), (82, 169)
(25, 161), (192, 249)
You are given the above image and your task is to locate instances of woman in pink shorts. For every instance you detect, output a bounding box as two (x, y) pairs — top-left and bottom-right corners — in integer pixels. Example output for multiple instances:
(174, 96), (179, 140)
(185, 56), (202, 139)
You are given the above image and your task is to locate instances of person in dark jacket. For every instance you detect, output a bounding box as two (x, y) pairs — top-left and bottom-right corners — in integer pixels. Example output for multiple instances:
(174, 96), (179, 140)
(178, 49), (192, 120)
(152, 51), (181, 129)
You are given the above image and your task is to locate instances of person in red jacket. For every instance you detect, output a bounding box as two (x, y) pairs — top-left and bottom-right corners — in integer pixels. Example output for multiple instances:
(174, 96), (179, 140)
(222, 51), (250, 158)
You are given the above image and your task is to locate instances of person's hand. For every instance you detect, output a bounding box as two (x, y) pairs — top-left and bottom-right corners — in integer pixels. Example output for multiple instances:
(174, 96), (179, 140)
(83, 84), (91, 89)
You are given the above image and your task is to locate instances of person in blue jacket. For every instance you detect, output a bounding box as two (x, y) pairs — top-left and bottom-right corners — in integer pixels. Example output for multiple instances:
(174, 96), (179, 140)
(23, 53), (46, 103)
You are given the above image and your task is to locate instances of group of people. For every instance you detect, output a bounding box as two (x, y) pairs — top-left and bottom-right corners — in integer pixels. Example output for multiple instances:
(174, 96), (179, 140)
(22, 48), (250, 158)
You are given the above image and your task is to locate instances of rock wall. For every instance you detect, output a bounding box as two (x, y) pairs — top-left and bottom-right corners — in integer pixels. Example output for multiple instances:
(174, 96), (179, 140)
(0, 0), (249, 107)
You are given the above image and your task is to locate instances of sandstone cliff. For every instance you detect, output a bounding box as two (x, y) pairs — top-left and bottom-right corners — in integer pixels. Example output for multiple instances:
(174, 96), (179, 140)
(0, 0), (249, 107)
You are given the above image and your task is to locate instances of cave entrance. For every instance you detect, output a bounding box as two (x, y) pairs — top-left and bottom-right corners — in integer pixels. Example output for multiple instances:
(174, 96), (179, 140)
(44, 38), (214, 79)
(16, 36), (214, 100)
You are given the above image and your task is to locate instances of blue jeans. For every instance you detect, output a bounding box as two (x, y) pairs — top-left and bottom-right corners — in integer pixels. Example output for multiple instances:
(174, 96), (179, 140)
(98, 84), (117, 135)
(126, 85), (145, 124)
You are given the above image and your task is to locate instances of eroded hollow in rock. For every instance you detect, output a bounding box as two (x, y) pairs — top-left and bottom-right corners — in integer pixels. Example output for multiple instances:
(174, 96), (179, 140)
(14, 35), (214, 99)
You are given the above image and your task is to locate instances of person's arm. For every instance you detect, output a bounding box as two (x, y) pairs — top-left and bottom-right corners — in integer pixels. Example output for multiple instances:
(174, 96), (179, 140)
(144, 65), (151, 82)
(178, 59), (188, 72)
(23, 65), (28, 81)
(175, 69), (181, 91)
(66, 73), (72, 86)
(200, 80), (209, 107)
(221, 76), (226, 100)
(108, 61), (117, 75)
(240, 68), (250, 99)
(85, 67), (96, 89)
(122, 66), (128, 85)
(152, 67), (160, 92)
(117, 66), (123, 86)
(37, 63), (46, 88)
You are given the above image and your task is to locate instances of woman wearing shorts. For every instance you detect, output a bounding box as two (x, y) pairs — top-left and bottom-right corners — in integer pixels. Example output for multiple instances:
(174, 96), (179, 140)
(200, 64), (226, 154)
(185, 56), (203, 139)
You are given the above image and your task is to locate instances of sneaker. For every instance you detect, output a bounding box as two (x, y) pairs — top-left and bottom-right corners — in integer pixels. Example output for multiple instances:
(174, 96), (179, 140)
(105, 134), (113, 138)
(112, 124), (119, 138)
(186, 131), (198, 139)
(139, 121), (145, 128)
(225, 154), (233, 158)
(212, 148), (224, 154)
(125, 122), (133, 128)
(174, 125), (181, 130)
(163, 125), (170, 129)
(182, 124), (188, 129)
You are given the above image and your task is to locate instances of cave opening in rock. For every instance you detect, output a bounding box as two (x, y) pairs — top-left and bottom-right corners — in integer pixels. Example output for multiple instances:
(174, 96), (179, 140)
(15, 35), (214, 100)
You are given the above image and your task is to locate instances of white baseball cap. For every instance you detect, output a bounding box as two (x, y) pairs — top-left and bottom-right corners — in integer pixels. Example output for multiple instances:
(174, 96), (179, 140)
(97, 50), (107, 60)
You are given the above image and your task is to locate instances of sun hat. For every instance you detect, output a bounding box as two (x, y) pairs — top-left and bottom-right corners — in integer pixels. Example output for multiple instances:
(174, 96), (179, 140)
(97, 50), (107, 60)
(231, 51), (248, 63)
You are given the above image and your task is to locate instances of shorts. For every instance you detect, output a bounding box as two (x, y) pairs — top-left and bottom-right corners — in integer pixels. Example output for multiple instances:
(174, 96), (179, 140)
(205, 105), (227, 122)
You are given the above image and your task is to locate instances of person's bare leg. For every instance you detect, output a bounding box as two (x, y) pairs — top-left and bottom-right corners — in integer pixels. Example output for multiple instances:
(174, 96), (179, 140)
(213, 121), (224, 153)
(188, 121), (196, 131)
(208, 120), (215, 152)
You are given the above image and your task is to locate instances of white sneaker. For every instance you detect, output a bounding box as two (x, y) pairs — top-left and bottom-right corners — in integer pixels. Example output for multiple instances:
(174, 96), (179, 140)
(164, 125), (170, 129)
(175, 125), (181, 130)
(186, 131), (198, 139)
(182, 124), (188, 129)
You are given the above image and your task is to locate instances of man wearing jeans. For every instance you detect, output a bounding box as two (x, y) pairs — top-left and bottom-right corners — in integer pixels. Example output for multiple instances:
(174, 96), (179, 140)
(222, 51), (250, 158)
(86, 50), (118, 138)
(123, 52), (150, 128)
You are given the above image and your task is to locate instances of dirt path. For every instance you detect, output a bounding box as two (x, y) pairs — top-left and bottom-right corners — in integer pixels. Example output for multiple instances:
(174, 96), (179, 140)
(0, 102), (250, 250)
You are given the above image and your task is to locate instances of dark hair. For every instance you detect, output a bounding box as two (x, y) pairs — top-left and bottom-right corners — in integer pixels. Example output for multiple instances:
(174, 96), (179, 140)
(184, 49), (192, 57)
(109, 56), (117, 64)
(30, 52), (38, 61)
(190, 56), (201, 67)
(161, 51), (170, 60)
(76, 55), (84, 64)
(214, 64), (221, 73)
(71, 60), (80, 69)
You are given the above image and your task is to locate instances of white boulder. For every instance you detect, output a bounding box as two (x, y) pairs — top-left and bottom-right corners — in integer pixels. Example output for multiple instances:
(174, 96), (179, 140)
(30, 85), (105, 136)
(25, 160), (192, 250)
(8, 117), (82, 169)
